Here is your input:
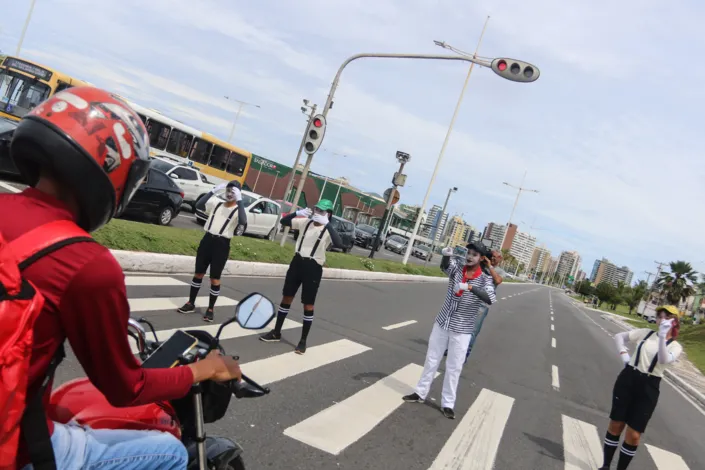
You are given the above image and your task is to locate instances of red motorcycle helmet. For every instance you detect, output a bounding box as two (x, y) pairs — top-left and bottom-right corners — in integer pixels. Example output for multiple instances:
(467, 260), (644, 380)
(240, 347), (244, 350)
(10, 86), (151, 232)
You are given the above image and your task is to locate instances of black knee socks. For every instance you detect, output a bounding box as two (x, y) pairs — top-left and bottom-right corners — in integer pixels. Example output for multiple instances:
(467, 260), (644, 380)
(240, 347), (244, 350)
(617, 442), (638, 470)
(602, 431), (620, 467)
(301, 309), (314, 342)
(208, 283), (220, 310)
(189, 277), (202, 304)
(273, 304), (291, 333)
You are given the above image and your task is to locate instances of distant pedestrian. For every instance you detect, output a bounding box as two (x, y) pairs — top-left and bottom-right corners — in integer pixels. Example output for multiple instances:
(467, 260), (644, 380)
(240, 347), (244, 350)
(259, 199), (343, 354)
(177, 181), (246, 322)
(403, 241), (496, 419)
(599, 305), (683, 470)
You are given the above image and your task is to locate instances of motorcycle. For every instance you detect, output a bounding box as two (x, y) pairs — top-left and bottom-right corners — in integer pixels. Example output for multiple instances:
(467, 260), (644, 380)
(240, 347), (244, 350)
(47, 292), (275, 470)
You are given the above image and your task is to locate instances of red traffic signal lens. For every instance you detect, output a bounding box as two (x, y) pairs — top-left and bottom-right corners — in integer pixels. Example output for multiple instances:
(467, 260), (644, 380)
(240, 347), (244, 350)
(497, 60), (507, 72)
(313, 118), (322, 127)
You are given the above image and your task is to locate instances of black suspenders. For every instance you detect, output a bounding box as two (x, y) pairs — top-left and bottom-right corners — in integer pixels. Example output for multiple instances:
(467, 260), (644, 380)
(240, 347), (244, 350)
(206, 202), (238, 236)
(633, 330), (674, 373)
(297, 220), (328, 257)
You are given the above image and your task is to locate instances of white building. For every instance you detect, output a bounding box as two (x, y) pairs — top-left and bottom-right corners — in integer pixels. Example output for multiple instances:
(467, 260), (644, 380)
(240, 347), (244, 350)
(422, 205), (448, 244)
(557, 251), (581, 280)
(509, 230), (536, 271)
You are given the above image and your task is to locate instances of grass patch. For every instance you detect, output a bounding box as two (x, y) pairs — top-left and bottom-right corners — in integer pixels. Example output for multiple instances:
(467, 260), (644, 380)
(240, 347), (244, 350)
(94, 219), (444, 277)
(679, 324), (705, 375)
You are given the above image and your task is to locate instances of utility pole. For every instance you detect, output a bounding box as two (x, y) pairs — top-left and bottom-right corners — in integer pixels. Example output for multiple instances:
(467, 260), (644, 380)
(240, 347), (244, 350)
(643, 271), (655, 286)
(646, 261), (668, 304)
(425, 186), (457, 266)
(223, 96), (260, 143)
(369, 151), (410, 259)
(16, 0), (37, 56)
(498, 170), (539, 252)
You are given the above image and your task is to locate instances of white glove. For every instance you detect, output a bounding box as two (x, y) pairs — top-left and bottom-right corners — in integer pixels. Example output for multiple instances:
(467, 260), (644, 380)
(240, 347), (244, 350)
(211, 182), (228, 194)
(620, 352), (630, 364)
(453, 282), (469, 293)
(225, 187), (242, 202)
(658, 318), (673, 338)
(442, 247), (453, 257)
(296, 208), (312, 217)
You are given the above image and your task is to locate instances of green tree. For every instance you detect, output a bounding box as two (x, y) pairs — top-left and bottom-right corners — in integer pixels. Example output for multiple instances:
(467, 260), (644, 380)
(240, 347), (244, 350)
(656, 261), (698, 305)
(624, 281), (649, 314)
(595, 282), (616, 307)
(576, 280), (595, 298)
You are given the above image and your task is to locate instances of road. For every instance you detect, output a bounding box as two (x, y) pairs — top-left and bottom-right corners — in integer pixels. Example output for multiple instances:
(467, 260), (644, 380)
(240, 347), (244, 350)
(1, 178), (440, 267)
(49, 274), (702, 470)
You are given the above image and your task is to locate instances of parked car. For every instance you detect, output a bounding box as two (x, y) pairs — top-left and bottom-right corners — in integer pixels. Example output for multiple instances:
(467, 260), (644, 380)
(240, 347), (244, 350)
(385, 234), (409, 254)
(354, 224), (382, 250)
(0, 117), (19, 180)
(194, 189), (281, 240)
(327, 216), (355, 253)
(149, 157), (215, 209)
(412, 244), (433, 261)
(120, 168), (184, 225)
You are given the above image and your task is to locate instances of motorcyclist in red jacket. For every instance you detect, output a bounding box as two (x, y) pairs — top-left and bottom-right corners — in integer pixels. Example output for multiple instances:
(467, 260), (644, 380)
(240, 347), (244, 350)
(0, 87), (241, 469)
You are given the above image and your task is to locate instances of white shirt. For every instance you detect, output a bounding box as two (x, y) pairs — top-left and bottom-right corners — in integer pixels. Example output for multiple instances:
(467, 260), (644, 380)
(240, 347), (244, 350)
(204, 197), (240, 239)
(292, 217), (331, 266)
(624, 328), (683, 377)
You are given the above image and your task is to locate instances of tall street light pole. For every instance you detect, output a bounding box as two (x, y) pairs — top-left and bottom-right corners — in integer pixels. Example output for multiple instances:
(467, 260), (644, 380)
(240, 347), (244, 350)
(425, 186), (457, 267)
(497, 170), (539, 253)
(369, 151), (410, 259)
(224, 96), (260, 143)
(16, 0), (37, 56)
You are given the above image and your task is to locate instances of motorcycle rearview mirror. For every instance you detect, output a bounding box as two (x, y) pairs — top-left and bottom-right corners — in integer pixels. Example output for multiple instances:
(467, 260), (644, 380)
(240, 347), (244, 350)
(214, 293), (275, 344)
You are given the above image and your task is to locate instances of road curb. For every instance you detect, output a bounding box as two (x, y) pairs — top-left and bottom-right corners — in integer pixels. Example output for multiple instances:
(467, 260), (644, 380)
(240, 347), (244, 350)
(598, 312), (705, 408)
(111, 249), (447, 283)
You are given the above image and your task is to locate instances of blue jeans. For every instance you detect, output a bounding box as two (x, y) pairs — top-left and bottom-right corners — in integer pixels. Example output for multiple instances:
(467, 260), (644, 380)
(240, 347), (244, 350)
(465, 305), (489, 363)
(23, 421), (187, 470)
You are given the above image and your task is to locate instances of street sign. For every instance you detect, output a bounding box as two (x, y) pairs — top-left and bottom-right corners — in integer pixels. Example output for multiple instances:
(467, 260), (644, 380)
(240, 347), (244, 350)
(384, 187), (400, 205)
(392, 172), (407, 187)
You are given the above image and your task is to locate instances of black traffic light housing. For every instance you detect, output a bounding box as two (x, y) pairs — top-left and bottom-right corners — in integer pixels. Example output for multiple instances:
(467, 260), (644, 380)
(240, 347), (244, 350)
(304, 114), (327, 155)
(491, 58), (540, 83)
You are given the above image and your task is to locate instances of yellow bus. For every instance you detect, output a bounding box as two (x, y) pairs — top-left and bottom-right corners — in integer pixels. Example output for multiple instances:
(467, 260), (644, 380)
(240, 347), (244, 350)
(123, 98), (252, 186)
(0, 56), (91, 121)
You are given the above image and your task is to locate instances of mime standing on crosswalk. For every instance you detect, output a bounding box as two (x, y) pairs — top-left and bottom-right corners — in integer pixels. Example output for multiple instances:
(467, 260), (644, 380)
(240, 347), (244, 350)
(177, 181), (246, 322)
(404, 241), (496, 419)
(599, 305), (683, 470)
(260, 199), (343, 354)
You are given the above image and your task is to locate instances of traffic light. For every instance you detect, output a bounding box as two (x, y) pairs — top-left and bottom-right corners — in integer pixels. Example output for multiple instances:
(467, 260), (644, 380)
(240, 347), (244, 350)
(491, 58), (540, 83)
(304, 114), (327, 155)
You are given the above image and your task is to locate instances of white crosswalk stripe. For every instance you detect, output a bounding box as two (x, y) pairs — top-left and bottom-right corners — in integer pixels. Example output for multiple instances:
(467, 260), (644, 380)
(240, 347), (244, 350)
(124, 275), (693, 469)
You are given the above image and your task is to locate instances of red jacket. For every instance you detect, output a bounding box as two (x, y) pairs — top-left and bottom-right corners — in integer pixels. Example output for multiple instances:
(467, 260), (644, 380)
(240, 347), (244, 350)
(1, 189), (193, 467)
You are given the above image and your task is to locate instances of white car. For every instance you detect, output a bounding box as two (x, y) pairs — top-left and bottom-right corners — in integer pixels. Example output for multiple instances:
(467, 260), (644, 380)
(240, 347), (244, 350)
(195, 189), (281, 240)
(149, 157), (215, 207)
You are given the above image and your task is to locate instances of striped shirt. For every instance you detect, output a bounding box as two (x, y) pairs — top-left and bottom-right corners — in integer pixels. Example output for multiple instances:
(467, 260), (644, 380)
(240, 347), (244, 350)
(436, 258), (497, 334)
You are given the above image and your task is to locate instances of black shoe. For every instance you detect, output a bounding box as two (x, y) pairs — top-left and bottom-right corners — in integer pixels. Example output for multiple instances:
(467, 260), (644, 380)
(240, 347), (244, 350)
(295, 340), (307, 355)
(259, 331), (282, 342)
(177, 302), (195, 314)
(442, 407), (455, 419)
(402, 392), (424, 403)
(203, 309), (214, 322)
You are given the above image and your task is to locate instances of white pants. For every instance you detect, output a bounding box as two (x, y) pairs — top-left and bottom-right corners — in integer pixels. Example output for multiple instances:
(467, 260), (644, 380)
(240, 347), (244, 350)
(415, 323), (472, 409)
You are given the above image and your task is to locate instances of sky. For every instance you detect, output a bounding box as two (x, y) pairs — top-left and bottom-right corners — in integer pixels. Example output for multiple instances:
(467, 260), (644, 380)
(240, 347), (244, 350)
(2, 0), (705, 280)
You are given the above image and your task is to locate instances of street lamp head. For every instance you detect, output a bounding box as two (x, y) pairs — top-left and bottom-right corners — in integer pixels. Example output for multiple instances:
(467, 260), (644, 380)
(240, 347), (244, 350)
(433, 40), (447, 48)
(303, 99), (310, 106)
(452, 187), (458, 192)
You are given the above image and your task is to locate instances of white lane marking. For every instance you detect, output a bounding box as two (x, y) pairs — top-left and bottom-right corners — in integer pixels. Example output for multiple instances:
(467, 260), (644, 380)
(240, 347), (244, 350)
(243, 339), (371, 385)
(562, 415), (602, 469)
(125, 276), (187, 286)
(429, 388), (514, 470)
(551, 316), (554, 321)
(551, 324), (555, 331)
(129, 296), (238, 312)
(177, 213), (196, 220)
(552, 337), (556, 348)
(382, 320), (418, 330)
(0, 181), (21, 193)
(129, 318), (300, 353)
(284, 363), (437, 455)
(645, 444), (690, 469)
(552, 365), (560, 390)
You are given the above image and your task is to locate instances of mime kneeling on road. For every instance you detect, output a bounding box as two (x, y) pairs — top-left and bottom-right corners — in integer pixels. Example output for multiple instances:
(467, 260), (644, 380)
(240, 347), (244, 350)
(403, 241), (496, 419)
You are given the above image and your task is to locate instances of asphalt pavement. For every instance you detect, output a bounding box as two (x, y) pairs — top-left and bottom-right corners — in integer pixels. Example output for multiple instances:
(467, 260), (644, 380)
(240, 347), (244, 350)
(50, 274), (703, 470)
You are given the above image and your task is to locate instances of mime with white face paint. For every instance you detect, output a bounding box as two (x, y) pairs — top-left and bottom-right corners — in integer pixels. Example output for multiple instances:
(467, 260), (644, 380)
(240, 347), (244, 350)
(403, 241), (497, 419)
(177, 181), (246, 322)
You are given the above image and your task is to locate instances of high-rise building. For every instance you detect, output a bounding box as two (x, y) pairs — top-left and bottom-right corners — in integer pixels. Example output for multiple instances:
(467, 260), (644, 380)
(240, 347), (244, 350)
(509, 230), (536, 270)
(530, 246), (552, 273)
(421, 205), (448, 244)
(592, 258), (634, 287)
(483, 222), (517, 251)
(445, 216), (471, 248)
(556, 251), (581, 280)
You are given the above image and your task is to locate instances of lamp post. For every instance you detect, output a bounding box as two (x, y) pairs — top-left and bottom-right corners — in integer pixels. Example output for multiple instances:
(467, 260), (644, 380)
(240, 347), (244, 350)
(425, 186), (457, 267)
(16, 0), (37, 56)
(223, 96), (260, 143)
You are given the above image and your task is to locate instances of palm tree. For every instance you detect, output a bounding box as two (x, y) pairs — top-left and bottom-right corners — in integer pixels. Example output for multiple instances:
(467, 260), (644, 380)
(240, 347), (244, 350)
(625, 281), (648, 314)
(656, 261), (698, 305)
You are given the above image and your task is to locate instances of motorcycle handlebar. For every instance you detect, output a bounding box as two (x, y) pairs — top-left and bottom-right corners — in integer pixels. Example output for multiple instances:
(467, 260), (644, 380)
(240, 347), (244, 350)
(229, 374), (270, 398)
